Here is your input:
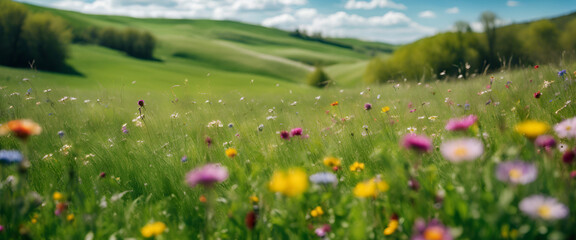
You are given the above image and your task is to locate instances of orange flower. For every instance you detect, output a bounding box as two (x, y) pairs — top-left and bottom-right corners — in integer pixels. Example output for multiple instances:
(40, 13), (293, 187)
(330, 101), (339, 106)
(0, 119), (42, 139)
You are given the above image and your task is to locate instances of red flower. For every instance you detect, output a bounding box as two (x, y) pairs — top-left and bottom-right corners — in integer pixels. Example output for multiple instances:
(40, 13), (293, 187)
(534, 65), (539, 69)
(533, 91), (541, 98)
(245, 211), (257, 230)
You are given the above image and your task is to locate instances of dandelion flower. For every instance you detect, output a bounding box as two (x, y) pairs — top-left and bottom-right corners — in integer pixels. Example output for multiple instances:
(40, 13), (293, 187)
(440, 138), (484, 163)
(445, 115), (477, 131)
(401, 134), (432, 153)
(0, 119), (42, 139)
(349, 162), (365, 172)
(310, 206), (324, 217)
(382, 106), (390, 113)
(496, 160), (537, 184)
(185, 164), (229, 188)
(225, 148), (237, 158)
(383, 215), (399, 235)
(141, 222), (166, 238)
(515, 120), (549, 139)
(353, 177), (389, 198)
(268, 168), (308, 197)
(53, 192), (63, 201)
(554, 117), (576, 139)
(323, 157), (341, 169)
(519, 195), (568, 220)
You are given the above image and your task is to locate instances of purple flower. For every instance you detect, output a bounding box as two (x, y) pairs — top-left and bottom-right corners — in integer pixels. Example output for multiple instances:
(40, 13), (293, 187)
(0, 150), (23, 165)
(138, 100), (145, 107)
(445, 115), (478, 131)
(563, 149), (575, 164)
(314, 224), (331, 237)
(364, 103), (372, 110)
(205, 137), (212, 146)
(290, 128), (303, 137)
(401, 134), (432, 153)
(185, 164), (229, 188)
(309, 172), (338, 186)
(280, 130), (290, 140)
(519, 195), (568, 220)
(496, 160), (537, 185)
(534, 135), (556, 149)
(0, 225), (4, 232)
(181, 155), (188, 163)
(58, 130), (65, 138)
(412, 219), (452, 240)
(558, 69), (567, 77)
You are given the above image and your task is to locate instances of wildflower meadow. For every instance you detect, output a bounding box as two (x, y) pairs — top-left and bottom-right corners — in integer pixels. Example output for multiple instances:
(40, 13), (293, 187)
(1, 63), (576, 239)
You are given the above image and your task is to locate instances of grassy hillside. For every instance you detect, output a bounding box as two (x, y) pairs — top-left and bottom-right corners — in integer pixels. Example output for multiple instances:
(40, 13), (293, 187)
(6, 3), (394, 92)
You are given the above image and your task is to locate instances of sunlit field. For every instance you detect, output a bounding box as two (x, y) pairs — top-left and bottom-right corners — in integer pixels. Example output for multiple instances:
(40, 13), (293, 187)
(1, 62), (575, 239)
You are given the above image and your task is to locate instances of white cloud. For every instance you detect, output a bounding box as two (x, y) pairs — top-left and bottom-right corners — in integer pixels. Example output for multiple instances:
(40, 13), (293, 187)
(418, 10), (436, 18)
(295, 8), (317, 19)
(445, 7), (459, 14)
(264, 11), (436, 43)
(507, 1), (519, 7)
(36, 0), (307, 19)
(345, 0), (407, 10)
(262, 13), (296, 27)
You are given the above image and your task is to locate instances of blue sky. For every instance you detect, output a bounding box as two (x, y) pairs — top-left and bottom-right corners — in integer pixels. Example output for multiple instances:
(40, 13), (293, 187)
(18, 0), (576, 43)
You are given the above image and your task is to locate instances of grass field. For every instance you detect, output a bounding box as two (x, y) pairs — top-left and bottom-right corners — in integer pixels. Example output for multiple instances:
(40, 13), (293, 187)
(1, 60), (576, 239)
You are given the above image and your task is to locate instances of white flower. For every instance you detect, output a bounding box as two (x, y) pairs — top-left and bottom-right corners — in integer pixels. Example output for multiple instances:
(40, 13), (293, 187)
(207, 120), (223, 128)
(428, 116), (438, 121)
(440, 138), (484, 163)
(407, 127), (417, 133)
(519, 195), (568, 220)
(554, 117), (576, 139)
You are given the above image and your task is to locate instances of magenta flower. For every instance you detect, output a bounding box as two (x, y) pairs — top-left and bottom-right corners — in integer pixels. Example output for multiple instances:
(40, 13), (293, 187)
(401, 134), (432, 153)
(412, 219), (452, 240)
(445, 115), (478, 131)
(534, 135), (556, 150)
(280, 130), (290, 140)
(186, 164), (229, 188)
(364, 103), (372, 110)
(290, 128), (303, 137)
(563, 149), (575, 164)
(496, 160), (537, 185)
(314, 224), (331, 237)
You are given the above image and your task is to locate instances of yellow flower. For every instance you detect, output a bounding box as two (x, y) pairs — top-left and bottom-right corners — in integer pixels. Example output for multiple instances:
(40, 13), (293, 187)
(269, 168), (308, 197)
(310, 206), (324, 217)
(225, 148), (238, 158)
(141, 222), (166, 238)
(515, 120), (549, 139)
(249, 196), (259, 204)
(349, 162), (365, 172)
(66, 214), (75, 222)
(330, 101), (339, 106)
(381, 106), (390, 113)
(353, 177), (389, 198)
(53, 192), (63, 201)
(323, 157), (341, 168)
(383, 219), (399, 235)
(0, 119), (42, 139)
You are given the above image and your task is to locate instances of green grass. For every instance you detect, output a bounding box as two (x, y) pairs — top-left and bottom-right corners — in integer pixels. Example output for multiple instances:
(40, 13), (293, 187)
(1, 62), (576, 239)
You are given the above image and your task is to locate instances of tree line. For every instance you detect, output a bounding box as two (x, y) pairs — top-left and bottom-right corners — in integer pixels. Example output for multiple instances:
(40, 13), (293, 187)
(364, 11), (576, 84)
(0, 0), (156, 72)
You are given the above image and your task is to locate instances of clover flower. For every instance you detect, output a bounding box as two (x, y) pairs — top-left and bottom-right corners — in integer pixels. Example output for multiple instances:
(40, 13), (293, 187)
(185, 164), (229, 188)
(445, 115), (477, 131)
(401, 134), (432, 153)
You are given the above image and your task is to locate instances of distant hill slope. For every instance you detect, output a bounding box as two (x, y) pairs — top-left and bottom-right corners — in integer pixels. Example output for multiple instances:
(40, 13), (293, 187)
(11, 3), (395, 90)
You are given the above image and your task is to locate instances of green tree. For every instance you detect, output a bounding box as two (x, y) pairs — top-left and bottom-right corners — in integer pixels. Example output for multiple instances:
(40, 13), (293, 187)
(0, 0), (28, 66)
(480, 11), (498, 69)
(21, 12), (72, 70)
(524, 20), (561, 63)
(560, 18), (576, 53)
(307, 65), (330, 88)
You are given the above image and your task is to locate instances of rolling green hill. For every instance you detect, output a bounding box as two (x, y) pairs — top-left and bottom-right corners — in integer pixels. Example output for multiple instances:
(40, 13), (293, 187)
(0, 3), (395, 94)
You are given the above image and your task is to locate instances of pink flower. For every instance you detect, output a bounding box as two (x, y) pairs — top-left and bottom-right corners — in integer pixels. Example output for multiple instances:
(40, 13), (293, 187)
(401, 134), (432, 153)
(290, 128), (303, 137)
(186, 164), (229, 188)
(445, 115), (478, 131)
